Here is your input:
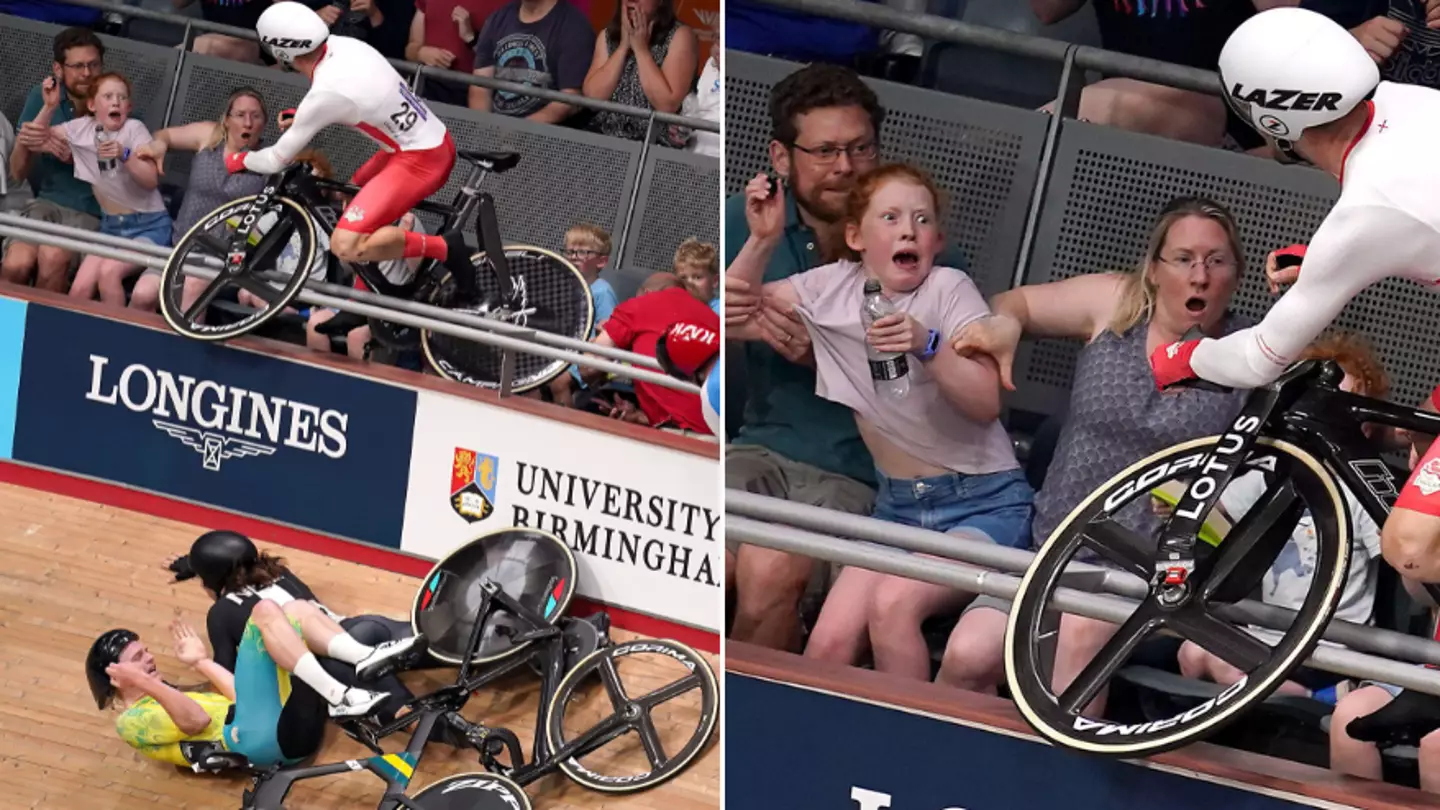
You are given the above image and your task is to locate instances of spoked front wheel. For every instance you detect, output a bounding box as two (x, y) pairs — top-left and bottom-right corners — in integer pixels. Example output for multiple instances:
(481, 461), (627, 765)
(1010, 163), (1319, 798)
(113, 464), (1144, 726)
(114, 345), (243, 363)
(545, 638), (718, 793)
(420, 245), (594, 393)
(1005, 435), (1350, 758)
(159, 195), (319, 341)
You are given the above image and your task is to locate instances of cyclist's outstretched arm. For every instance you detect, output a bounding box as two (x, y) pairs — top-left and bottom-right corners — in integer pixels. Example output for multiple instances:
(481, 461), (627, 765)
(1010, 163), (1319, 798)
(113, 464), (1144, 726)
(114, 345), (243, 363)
(240, 90), (360, 175)
(1189, 204), (1423, 388)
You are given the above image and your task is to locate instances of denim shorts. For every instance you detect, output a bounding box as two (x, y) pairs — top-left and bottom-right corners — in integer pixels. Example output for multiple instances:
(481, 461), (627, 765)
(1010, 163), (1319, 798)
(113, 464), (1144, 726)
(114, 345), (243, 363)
(101, 210), (173, 247)
(872, 467), (1036, 549)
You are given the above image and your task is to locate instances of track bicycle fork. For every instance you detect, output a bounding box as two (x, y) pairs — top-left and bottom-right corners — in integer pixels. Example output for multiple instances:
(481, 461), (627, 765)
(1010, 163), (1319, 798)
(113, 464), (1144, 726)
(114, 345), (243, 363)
(1152, 385), (1280, 599)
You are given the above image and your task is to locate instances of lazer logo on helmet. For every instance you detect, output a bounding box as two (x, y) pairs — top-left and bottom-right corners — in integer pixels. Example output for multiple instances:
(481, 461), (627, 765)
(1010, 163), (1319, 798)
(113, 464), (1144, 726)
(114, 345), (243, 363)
(262, 36), (313, 49)
(1228, 84), (1342, 113)
(84, 353), (349, 471)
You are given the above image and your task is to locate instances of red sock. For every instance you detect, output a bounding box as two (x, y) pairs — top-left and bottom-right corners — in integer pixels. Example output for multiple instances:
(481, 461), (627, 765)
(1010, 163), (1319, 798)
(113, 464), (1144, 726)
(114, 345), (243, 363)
(404, 231), (448, 261)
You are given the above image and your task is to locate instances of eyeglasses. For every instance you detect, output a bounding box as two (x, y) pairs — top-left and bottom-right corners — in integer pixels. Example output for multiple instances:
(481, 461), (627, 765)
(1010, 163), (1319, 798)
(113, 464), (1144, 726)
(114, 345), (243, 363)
(63, 60), (102, 72)
(565, 248), (605, 259)
(790, 139), (878, 164)
(1158, 254), (1235, 272)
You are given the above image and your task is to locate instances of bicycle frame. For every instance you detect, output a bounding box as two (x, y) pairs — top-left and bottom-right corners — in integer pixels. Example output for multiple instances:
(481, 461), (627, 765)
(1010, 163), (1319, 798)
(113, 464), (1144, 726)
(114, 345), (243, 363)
(228, 156), (516, 307)
(1161, 360), (1440, 600)
(244, 583), (616, 810)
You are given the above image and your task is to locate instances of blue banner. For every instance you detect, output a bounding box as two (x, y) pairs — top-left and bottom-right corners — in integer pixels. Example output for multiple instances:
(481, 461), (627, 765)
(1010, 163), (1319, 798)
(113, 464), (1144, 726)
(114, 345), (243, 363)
(0, 296), (24, 459)
(11, 305), (415, 547)
(728, 673), (1318, 810)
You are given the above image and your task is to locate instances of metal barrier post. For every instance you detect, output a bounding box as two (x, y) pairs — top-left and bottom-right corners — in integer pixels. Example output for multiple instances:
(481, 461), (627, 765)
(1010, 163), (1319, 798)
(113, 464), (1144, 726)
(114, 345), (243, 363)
(1010, 45), (1081, 291)
(614, 113), (658, 265)
(498, 349), (516, 398)
(160, 22), (192, 128)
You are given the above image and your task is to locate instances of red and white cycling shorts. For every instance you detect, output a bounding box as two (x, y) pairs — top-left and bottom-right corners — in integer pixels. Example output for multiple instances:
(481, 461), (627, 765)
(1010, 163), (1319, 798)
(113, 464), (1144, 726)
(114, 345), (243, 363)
(1395, 382), (1440, 517)
(335, 132), (456, 235)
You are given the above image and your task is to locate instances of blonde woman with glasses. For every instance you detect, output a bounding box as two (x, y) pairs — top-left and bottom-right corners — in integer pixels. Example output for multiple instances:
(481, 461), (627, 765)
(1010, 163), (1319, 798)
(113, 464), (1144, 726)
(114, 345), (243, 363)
(130, 88), (270, 313)
(941, 195), (1254, 713)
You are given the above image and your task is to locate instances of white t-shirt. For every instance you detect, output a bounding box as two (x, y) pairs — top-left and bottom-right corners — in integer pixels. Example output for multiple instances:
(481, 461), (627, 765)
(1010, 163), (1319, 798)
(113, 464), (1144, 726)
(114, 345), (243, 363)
(685, 55), (720, 158)
(787, 260), (1021, 476)
(1191, 80), (1440, 388)
(1219, 470), (1382, 635)
(243, 36), (448, 175)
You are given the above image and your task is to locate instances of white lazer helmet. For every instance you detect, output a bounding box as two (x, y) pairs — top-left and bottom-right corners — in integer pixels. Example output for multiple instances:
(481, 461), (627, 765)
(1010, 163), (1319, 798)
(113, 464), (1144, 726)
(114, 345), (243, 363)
(256, 2), (330, 69)
(1218, 7), (1378, 159)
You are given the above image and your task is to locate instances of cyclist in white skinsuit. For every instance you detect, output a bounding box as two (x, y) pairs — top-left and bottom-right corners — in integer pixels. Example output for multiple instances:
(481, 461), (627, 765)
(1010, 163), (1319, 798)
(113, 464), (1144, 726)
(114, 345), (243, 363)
(1148, 6), (1440, 582)
(231, 2), (479, 300)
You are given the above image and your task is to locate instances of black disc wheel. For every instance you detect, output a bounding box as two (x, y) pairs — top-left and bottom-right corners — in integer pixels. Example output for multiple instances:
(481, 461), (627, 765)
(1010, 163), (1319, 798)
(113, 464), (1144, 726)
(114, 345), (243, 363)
(420, 245), (593, 393)
(159, 195), (318, 341)
(1005, 435), (1350, 758)
(411, 527), (577, 666)
(412, 772), (532, 810)
(545, 638), (718, 793)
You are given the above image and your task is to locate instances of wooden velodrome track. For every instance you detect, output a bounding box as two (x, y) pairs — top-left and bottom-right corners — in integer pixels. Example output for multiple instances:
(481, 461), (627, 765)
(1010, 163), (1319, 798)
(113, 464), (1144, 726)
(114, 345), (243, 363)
(0, 481), (719, 809)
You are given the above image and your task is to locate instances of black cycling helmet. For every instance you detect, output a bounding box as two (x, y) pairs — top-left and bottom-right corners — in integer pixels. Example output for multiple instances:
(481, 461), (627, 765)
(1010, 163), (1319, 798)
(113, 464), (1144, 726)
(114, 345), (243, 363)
(189, 530), (259, 595)
(86, 628), (139, 709)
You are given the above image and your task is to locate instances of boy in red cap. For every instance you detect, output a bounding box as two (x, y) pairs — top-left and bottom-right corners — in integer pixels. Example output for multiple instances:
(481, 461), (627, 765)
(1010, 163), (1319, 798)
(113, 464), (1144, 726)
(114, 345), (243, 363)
(591, 281), (719, 435)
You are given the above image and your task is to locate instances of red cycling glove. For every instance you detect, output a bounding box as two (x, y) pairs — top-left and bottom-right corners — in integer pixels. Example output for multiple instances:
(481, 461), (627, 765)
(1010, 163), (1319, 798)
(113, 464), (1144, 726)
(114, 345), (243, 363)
(224, 150), (249, 174)
(1149, 338), (1202, 390)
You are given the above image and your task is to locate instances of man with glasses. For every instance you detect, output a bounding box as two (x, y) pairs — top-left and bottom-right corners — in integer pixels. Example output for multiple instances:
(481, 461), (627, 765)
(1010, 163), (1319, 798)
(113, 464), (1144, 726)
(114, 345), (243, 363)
(2, 27), (105, 293)
(722, 62), (967, 652)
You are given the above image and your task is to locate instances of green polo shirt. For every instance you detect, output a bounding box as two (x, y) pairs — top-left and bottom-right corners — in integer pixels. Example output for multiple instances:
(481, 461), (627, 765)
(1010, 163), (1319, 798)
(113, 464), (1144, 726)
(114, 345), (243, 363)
(18, 84), (102, 218)
(723, 191), (970, 487)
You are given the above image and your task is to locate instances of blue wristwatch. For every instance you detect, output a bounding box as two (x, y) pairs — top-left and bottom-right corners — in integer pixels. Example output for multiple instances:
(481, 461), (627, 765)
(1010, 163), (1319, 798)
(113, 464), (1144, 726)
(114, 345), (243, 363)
(918, 328), (940, 361)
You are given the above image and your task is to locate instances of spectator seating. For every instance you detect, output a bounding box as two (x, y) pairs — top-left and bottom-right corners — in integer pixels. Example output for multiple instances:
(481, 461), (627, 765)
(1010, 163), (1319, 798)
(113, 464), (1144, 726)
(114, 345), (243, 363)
(726, 48), (1440, 429)
(0, 11), (719, 303)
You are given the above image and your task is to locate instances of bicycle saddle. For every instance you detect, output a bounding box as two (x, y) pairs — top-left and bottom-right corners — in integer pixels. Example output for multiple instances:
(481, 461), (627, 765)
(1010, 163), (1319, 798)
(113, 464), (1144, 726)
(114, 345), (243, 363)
(1345, 687), (1440, 748)
(457, 150), (520, 173)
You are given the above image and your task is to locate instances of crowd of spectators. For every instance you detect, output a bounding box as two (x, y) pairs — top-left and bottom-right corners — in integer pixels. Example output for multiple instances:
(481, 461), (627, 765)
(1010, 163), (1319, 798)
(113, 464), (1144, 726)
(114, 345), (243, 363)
(723, 57), (1438, 793)
(0, 21), (720, 441)
(726, 0), (1440, 155)
(6, 0), (726, 151)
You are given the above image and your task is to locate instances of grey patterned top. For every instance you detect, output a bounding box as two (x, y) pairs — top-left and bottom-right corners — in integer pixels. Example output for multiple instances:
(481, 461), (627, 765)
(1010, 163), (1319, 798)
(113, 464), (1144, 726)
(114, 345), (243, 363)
(1030, 311), (1254, 550)
(592, 22), (679, 143)
(172, 142), (266, 243)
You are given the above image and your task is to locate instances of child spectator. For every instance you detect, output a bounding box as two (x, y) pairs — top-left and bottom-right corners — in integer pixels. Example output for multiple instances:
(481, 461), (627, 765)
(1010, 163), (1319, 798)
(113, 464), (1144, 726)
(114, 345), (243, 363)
(728, 162), (1034, 679)
(550, 223), (619, 407)
(32, 73), (171, 308)
(673, 236), (718, 313)
(590, 270), (717, 434)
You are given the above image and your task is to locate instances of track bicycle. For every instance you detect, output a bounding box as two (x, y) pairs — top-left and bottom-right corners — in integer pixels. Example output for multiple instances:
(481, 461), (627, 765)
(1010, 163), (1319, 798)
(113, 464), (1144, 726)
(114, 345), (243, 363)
(1004, 354), (1440, 758)
(191, 527), (718, 809)
(157, 151), (594, 393)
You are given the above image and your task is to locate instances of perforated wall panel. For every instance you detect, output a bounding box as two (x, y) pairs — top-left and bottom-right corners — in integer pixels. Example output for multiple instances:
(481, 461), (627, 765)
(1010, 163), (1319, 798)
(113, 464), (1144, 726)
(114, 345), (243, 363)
(617, 148), (720, 300)
(0, 13), (178, 131)
(167, 55), (641, 257)
(724, 52), (1046, 297)
(1010, 119), (1437, 419)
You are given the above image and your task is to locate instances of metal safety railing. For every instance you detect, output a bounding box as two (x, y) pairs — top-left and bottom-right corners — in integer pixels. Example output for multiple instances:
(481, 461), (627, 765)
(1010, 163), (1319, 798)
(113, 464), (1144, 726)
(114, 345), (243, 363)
(728, 490), (1440, 697)
(30, 0), (718, 265)
(0, 213), (701, 398)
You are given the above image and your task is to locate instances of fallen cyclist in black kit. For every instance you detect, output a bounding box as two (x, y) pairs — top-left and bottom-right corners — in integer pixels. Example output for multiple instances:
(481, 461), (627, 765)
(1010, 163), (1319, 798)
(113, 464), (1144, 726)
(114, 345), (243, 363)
(163, 531), (493, 747)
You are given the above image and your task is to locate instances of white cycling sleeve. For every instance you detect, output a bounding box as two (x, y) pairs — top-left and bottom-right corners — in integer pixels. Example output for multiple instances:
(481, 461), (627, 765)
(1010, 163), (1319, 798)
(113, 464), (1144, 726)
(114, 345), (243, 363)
(1190, 203), (1429, 389)
(243, 90), (361, 176)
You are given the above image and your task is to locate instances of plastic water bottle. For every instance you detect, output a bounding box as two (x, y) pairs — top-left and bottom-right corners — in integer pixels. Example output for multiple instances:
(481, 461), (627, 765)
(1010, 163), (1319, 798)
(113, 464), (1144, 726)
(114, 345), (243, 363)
(95, 125), (118, 176)
(862, 278), (910, 398)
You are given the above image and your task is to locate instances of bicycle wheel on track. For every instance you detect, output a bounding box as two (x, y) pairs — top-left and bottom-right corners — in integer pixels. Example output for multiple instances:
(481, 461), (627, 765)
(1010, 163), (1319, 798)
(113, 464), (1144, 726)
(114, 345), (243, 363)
(411, 526), (577, 667)
(544, 638), (718, 793)
(1005, 435), (1350, 758)
(420, 245), (593, 393)
(411, 772), (532, 810)
(159, 195), (318, 341)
